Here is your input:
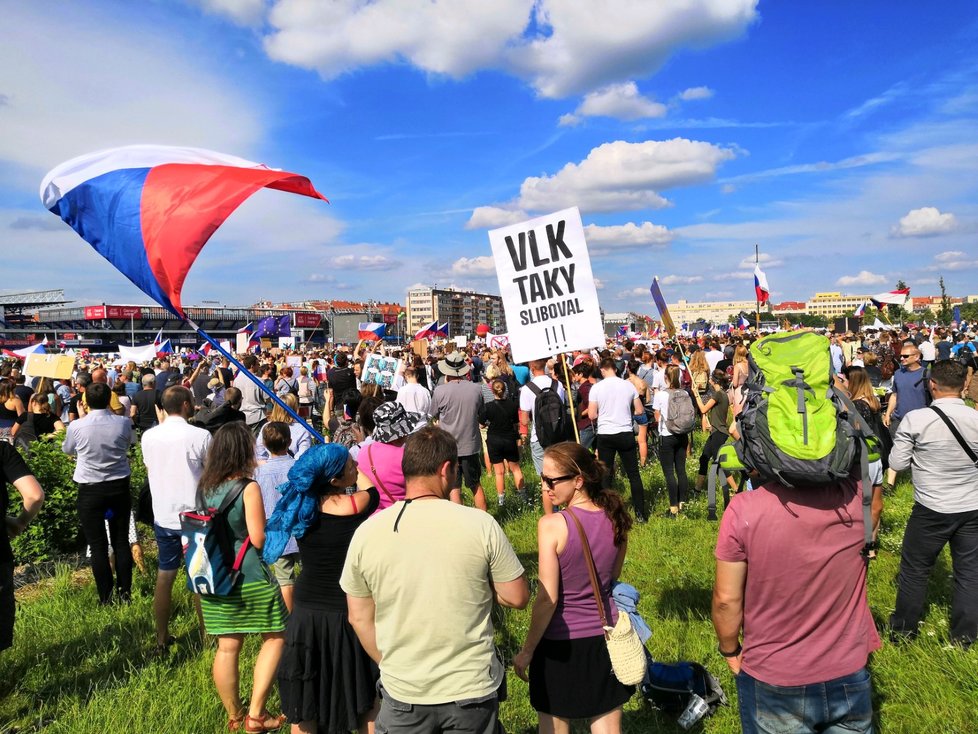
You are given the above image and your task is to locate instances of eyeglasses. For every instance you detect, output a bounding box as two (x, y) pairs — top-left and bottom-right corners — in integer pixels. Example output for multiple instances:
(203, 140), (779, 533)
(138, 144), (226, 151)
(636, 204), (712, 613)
(540, 473), (577, 489)
(899, 354), (916, 359)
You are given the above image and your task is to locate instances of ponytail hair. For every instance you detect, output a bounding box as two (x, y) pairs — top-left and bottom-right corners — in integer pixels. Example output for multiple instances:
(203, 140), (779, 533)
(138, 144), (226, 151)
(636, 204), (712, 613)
(543, 442), (633, 546)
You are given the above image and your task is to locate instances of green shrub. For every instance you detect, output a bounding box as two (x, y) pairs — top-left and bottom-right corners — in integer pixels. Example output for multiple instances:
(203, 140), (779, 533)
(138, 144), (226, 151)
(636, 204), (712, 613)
(8, 434), (148, 564)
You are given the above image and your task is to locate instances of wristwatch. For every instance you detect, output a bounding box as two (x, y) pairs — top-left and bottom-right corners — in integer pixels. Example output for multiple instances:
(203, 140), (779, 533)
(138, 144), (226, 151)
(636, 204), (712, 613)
(718, 642), (742, 658)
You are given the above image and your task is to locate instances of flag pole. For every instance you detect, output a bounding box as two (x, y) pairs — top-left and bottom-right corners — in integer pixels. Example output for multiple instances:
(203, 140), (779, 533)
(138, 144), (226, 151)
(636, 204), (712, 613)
(754, 243), (761, 332)
(186, 318), (325, 443)
(558, 352), (581, 444)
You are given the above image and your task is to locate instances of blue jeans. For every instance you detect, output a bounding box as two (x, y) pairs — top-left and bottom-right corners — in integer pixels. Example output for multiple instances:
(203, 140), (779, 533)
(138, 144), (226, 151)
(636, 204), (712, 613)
(578, 424), (595, 451)
(737, 668), (873, 734)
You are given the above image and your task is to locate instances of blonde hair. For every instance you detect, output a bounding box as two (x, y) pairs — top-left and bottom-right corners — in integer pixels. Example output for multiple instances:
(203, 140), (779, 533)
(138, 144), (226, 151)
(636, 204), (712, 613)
(733, 345), (748, 366)
(269, 392), (299, 424)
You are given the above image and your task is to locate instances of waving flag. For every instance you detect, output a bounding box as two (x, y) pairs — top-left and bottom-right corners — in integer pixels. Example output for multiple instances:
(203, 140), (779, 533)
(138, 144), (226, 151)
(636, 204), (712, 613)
(737, 314), (751, 329)
(254, 315), (291, 338)
(854, 301), (867, 317)
(870, 289), (910, 310)
(152, 328), (164, 347)
(435, 322), (450, 337)
(753, 264), (770, 305)
(2, 338), (48, 360)
(156, 339), (173, 354)
(414, 320), (437, 339)
(358, 322), (386, 341)
(616, 325), (628, 338)
(237, 322), (253, 335)
(41, 145), (328, 318)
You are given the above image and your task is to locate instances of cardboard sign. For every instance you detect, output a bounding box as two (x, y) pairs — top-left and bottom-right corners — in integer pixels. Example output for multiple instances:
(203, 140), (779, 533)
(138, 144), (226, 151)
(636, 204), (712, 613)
(489, 206), (604, 363)
(411, 339), (429, 358)
(24, 353), (75, 379)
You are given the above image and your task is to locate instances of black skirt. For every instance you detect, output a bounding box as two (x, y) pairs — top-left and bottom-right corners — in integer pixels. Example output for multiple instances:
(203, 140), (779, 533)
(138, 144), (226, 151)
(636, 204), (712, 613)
(529, 634), (634, 719)
(278, 605), (379, 732)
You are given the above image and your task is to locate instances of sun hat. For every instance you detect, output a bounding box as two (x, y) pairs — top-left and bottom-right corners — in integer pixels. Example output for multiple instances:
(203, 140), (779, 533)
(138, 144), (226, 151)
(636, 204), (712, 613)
(371, 402), (428, 444)
(437, 350), (471, 377)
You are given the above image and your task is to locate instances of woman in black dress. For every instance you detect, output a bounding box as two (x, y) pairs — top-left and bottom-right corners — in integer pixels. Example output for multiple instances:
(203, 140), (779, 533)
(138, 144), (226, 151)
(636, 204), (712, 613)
(479, 378), (525, 507)
(265, 443), (379, 734)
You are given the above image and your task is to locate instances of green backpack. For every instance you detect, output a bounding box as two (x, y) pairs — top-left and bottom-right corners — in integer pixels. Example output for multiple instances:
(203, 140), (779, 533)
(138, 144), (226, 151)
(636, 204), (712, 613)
(727, 332), (878, 558)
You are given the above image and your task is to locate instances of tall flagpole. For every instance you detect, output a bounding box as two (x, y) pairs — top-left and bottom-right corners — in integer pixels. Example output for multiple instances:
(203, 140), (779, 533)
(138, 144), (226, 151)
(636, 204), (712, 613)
(186, 318), (325, 442)
(754, 243), (761, 332)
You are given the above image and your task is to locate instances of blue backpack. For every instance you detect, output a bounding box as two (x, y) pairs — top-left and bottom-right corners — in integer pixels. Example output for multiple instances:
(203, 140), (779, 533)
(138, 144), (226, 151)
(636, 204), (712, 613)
(180, 478), (251, 596)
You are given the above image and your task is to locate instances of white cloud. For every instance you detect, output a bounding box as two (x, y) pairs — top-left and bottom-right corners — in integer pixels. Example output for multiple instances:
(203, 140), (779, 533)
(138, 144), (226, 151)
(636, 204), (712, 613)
(926, 251), (976, 272)
(451, 256), (497, 276)
(251, 0), (758, 99)
(573, 82), (667, 121)
(891, 206), (959, 237)
(584, 221), (673, 248)
(508, 0), (759, 98)
(737, 253), (783, 270)
(331, 254), (401, 271)
(679, 86), (714, 101)
(190, 0), (266, 26)
(836, 270), (888, 287)
(465, 206), (530, 229)
(558, 113), (582, 127)
(263, 0), (533, 80)
(516, 138), (736, 213)
(0, 4), (263, 174)
(660, 274), (704, 285)
(593, 277), (605, 290)
(617, 286), (650, 298)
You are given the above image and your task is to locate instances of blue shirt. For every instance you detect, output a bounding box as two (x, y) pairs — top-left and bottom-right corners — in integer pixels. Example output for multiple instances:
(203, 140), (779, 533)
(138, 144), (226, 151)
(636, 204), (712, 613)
(256, 455), (297, 555)
(892, 367), (929, 419)
(62, 409), (132, 483)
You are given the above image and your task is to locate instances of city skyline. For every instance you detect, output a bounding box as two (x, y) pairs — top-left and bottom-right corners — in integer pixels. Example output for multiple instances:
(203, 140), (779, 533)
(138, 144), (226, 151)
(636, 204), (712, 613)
(2, 2), (977, 315)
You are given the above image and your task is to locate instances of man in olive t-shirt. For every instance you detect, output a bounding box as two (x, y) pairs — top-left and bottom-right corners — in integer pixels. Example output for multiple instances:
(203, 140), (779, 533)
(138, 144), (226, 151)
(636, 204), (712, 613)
(341, 426), (528, 732)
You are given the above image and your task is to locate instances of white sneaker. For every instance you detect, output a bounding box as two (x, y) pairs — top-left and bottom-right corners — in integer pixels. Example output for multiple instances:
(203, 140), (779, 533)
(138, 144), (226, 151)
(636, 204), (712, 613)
(497, 494), (505, 506)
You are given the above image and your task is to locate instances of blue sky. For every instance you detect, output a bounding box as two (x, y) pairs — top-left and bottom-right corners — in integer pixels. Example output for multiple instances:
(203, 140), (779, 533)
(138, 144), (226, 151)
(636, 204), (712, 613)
(2, 0), (977, 313)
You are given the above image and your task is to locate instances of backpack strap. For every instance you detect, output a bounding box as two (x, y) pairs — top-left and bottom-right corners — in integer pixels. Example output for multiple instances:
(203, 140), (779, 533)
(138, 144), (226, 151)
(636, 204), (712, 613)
(930, 406), (978, 468)
(833, 389), (877, 562)
(564, 507), (610, 630)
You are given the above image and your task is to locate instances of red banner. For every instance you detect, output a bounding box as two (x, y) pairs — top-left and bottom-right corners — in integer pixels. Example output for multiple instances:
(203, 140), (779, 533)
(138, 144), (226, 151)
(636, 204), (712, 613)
(84, 305), (143, 320)
(294, 312), (322, 328)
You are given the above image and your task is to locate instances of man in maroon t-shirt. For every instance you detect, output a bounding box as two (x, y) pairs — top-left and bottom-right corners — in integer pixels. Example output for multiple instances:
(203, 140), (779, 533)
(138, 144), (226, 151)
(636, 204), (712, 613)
(712, 476), (880, 733)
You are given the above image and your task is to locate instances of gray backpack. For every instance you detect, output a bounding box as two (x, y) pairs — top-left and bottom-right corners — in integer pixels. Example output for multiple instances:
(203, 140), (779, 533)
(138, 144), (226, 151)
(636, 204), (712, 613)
(665, 389), (696, 434)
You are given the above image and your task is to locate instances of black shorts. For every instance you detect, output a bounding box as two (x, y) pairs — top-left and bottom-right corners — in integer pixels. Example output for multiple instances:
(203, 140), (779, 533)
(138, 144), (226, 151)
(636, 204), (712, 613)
(1, 562), (14, 652)
(457, 454), (484, 490)
(486, 435), (520, 465)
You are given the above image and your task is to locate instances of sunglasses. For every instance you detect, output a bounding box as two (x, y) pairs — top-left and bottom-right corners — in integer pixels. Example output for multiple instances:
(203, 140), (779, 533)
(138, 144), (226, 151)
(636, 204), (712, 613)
(898, 354), (916, 359)
(540, 473), (576, 489)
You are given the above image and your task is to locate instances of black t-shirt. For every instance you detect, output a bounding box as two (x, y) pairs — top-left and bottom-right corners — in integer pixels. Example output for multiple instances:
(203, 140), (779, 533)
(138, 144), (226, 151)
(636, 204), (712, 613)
(294, 488), (380, 611)
(1, 442), (32, 563)
(326, 366), (356, 396)
(68, 394), (82, 420)
(13, 385), (33, 407)
(17, 412), (59, 437)
(479, 398), (519, 440)
(132, 389), (160, 429)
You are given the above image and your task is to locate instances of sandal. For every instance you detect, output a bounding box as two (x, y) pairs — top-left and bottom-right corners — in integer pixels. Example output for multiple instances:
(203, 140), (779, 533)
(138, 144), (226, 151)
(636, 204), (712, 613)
(227, 712), (246, 731)
(244, 712), (287, 732)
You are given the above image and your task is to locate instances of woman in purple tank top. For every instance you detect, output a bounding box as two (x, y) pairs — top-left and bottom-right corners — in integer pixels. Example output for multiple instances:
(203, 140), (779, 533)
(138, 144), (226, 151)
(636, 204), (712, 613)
(513, 442), (635, 732)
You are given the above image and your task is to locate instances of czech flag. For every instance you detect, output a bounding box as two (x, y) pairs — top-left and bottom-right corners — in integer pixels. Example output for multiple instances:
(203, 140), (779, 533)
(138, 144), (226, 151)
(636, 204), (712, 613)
(436, 322), (450, 337)
(41, 145), (328, 318)
(870, 289), (910, 311)
(414, 320), (437, 339)
(753, 264), (770, 305)
(237, 322), (253, 335)
(737, 315), (751, 329)
(358, 322), (386, 341)
(854, 301), (866, 317)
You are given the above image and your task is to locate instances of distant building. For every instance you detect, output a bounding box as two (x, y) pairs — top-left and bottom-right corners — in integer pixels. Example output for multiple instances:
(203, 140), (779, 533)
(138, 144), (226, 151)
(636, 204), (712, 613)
(405, 286), (506, 338)
(909, 296), (964, 313)
(804, 292), (871, 318)
(772, 300), (807, 313)
(667, 298), (761, 324)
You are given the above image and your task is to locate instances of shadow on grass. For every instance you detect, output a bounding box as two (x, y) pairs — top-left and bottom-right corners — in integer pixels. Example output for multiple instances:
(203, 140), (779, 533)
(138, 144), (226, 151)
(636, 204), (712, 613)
(655, 582), (714, 621)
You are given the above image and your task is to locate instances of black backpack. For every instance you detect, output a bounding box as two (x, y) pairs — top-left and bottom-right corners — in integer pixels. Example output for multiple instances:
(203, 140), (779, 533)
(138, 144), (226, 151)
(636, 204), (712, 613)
(527, 378), (571, 448)
(958, 347), (978, 372)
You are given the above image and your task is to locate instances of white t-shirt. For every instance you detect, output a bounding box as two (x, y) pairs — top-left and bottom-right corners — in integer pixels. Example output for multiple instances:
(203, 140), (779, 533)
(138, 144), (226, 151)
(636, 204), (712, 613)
(705, 350), (724, 373)
(141, 416), (212, 529)
(653, 389), (676, 437)
(588, 376), (639, 435)
(919, 340), (936, 362)
(519, 375), (566, 444)
(396, 382), (431, 415)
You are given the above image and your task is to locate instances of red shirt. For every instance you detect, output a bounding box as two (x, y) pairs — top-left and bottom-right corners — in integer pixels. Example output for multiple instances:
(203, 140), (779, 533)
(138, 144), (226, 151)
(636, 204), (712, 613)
(715, 477), (880, 686)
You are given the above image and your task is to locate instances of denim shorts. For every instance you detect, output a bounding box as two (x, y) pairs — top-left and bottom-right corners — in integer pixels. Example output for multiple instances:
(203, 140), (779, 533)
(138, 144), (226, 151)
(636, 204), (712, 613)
(153, 524), (185, 571)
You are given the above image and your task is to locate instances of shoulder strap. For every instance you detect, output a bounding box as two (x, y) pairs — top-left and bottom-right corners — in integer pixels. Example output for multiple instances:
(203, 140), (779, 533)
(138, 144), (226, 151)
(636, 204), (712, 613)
(526, 380), (542, 396)
(930, 406), (978, 467)
(367, 444), (397, 503)
(564, 508), (610, 629)
(214, 477), (251, 515)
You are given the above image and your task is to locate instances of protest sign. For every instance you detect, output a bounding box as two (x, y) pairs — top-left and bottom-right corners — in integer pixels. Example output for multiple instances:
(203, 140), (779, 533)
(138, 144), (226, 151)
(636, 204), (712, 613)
(411, 339), (428, 358)
(286, 355), (302, 368)
(454, 335), (468, 348)
(236, 333), (250, 354)
(24, 353), (75, 379)
(489, 207), (604, 363)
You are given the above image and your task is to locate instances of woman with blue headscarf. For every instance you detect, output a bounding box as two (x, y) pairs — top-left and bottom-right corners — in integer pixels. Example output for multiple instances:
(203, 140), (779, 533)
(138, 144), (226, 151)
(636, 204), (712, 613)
(266, 443), (380, 734)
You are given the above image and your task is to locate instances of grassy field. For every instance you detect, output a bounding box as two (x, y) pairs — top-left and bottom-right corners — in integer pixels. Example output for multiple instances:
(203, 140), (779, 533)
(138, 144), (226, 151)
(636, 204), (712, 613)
(3, 432), (977, 733)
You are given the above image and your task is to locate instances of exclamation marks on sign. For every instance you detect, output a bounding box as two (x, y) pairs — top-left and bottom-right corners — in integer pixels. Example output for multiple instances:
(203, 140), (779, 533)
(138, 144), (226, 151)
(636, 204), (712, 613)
(543, 325), (569, 350)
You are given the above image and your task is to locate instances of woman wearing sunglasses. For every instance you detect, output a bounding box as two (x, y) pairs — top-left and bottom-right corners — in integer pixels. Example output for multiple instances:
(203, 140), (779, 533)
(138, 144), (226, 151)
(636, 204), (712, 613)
(513, 442), (634, 733)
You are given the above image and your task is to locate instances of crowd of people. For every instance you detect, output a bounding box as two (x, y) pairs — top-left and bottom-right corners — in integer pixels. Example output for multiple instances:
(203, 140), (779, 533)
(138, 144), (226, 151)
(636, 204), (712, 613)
(1, 319), (977, 733)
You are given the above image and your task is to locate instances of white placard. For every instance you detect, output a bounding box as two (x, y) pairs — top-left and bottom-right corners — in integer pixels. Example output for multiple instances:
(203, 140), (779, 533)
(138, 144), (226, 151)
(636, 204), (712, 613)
(453, 335), (468, 348)
(488, 206), (604, 363)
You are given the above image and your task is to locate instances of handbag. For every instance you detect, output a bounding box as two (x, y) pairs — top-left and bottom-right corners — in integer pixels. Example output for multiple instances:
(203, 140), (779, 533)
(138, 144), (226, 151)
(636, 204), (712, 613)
(565, 507), (647, 686)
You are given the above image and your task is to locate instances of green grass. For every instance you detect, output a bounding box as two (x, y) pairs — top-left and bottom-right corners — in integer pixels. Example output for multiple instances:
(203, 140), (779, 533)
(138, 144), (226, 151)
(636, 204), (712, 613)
(4, 432), (978, 733)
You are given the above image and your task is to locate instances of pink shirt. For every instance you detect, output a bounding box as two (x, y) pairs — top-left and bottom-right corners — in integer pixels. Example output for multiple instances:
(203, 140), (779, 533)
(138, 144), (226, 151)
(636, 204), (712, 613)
(357, 442), (406, 513)
(715, 477), (880, 686)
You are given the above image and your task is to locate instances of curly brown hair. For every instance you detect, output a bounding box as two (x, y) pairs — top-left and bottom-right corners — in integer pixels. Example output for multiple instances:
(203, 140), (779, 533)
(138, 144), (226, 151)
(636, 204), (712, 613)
(198, 422), (257, 498)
